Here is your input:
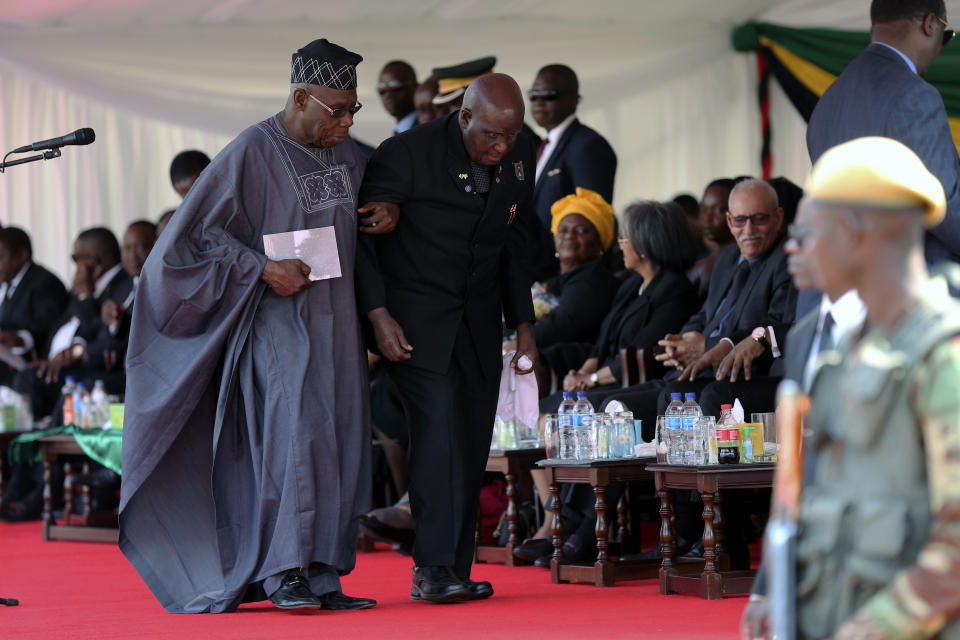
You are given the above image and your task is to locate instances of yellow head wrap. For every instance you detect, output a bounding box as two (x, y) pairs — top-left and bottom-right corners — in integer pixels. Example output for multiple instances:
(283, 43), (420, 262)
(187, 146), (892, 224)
(550, 187), (616, 250)
(805, 136), (946, 228)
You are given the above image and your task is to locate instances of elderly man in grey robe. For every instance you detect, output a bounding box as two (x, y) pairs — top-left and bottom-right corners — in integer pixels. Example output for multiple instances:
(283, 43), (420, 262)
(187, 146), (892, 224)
(119, 39), (393, 613)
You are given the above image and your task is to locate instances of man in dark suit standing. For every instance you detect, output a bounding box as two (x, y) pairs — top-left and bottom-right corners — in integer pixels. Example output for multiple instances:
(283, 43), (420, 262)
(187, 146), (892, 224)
(0, 227), (68, 386)
(357, 74), (537, 603)
(801, 0), (960, 316)
(528, 64), (617, 281)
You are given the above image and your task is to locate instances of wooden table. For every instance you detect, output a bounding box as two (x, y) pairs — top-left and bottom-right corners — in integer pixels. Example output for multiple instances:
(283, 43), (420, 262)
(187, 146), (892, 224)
(647, 463), (774, 599)
(541, 457), (699, 587)
(40, 435), (119, 543)
(474, 447), (543, 566)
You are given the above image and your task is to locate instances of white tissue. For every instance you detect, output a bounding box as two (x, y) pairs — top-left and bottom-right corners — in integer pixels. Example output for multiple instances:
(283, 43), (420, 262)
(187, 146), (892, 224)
(732, 398), (745, 423)
(517, 355), (533, 371)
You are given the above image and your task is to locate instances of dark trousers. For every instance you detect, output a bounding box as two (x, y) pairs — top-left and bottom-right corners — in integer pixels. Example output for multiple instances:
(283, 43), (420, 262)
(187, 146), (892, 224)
(386, 323), (499, 579)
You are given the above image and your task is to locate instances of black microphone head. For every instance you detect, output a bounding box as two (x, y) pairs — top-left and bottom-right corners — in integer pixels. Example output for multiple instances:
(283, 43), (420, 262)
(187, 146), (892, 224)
(76, 128), (95, 145)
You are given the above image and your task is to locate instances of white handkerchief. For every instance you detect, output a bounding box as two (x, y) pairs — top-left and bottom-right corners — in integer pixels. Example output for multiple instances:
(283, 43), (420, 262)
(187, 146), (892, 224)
(732, 398), (745, 423)
(263, 227), (341, 281)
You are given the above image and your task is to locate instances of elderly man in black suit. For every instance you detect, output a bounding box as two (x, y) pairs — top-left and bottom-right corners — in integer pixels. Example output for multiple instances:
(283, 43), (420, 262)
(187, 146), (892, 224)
(599, 178), (797, 438)
(357, 73), (537, 603)
(0, 227), (68, 385)
(528, 64), (617, 281)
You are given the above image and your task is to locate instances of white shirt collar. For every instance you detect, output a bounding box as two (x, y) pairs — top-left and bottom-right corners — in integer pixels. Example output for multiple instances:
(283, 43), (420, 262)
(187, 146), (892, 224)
(94, 263), (123, 299)
(394, 110), (417, 135)
(818, 289), (866, 339)
(873, 41), (918, 74)
(546, 113), (577, 144)
(9, 261), (30, 290)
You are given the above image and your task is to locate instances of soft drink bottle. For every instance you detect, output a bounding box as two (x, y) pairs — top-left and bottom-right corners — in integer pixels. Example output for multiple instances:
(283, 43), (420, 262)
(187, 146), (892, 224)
(61, 376), (77, 425)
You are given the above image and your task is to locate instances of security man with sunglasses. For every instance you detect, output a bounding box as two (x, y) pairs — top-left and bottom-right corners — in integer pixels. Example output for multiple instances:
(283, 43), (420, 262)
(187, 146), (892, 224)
(528, 64), (618, 281)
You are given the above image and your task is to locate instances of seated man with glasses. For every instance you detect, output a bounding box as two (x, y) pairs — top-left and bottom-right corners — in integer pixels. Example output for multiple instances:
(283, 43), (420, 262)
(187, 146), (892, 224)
(528, 64), (617, 282)
(802, 0), (960, 321)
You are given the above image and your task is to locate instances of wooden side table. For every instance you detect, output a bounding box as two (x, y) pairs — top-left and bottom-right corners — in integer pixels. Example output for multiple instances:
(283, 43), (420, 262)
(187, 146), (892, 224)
(475, 447), (543, 566)
(542, 457), (690, 587)
(647, 463), (774, 599)
(40, 435), (119, 543)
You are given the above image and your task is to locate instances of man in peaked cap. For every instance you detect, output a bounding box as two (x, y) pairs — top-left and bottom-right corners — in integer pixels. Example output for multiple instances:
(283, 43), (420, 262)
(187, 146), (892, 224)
(742, 137), (960, 639)
(431, 56), (497, 117)
(120, 38), (393, 613)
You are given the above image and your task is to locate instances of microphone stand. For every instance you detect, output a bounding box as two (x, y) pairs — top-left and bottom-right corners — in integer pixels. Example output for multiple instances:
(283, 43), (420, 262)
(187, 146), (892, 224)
(0, 148), (62, 172)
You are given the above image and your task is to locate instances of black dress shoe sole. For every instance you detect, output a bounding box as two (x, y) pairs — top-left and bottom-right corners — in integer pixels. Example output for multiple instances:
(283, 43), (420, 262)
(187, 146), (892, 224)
(270, 599), (323, 610)
(410, 586), (472, 604)
(321, 600), (377, 611)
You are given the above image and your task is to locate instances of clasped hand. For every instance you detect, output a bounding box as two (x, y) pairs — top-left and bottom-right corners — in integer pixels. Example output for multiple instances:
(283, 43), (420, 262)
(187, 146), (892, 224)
(261, 259), (312, 297)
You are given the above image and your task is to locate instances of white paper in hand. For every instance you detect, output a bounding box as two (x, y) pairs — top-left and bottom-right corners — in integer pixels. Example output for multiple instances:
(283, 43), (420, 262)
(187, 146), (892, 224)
(263, 227), (341, 281)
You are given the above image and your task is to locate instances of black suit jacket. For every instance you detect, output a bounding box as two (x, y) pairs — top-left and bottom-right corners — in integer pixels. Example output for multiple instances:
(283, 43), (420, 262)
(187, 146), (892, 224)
(45, 266), (133, 357)
(591, 270), (701, 383)
(526, 118), (618, 281)
(0, 262), (68, 355)
(356, 113), (536, 380)
(533, 259), (618, 349)
(681, 236), (797, 375)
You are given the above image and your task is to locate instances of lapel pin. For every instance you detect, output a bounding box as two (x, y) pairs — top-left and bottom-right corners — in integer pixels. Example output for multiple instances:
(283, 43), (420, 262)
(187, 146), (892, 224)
(465, 185), (472, 193)
(458, 173), (468, 180)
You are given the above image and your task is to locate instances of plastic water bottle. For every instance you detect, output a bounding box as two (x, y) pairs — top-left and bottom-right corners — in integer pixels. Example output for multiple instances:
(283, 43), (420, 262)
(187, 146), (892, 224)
(557, 392), (577, 459)
(574, 392), (596, 460)
(681, 393), (703, 465)
(91, 380), (109, 429)
(61, 376), (77, 425)
(665, 393), (684, 464)
(74, 384), (90, 428)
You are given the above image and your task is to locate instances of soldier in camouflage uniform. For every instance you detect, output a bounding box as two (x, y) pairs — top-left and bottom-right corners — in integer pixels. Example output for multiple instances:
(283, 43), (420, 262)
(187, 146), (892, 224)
(743, 136), (960, 640)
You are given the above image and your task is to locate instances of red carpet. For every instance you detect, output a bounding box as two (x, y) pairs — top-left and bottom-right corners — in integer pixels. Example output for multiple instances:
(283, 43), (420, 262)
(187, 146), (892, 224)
(0, 521), (745, 639)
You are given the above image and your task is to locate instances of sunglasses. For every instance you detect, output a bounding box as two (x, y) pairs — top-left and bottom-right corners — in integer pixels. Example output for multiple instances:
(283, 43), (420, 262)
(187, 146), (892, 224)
(527, 90), (570, 102)
(377, 79), (414, 94)
(307, 93), (363, 119)
(787, 223), (811, 248)
(727, 212), (773, 228)
(937, 15), (956, 46)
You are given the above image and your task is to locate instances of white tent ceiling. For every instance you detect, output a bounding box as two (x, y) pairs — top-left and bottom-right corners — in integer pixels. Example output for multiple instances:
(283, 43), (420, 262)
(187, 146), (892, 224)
(1, 0), (957, 278)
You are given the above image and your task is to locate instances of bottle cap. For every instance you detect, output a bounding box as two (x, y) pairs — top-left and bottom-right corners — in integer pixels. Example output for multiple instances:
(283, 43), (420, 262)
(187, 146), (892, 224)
(670, 393), (682, 399)
(576, 391), (587, 398)
(684, 393), (696, 400)
(65, 376), (76, 384)
(721, 403), (733, 410)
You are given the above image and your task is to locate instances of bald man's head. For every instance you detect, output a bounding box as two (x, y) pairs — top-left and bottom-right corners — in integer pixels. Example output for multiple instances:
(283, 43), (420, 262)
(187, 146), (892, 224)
(459, 73), (525, 166)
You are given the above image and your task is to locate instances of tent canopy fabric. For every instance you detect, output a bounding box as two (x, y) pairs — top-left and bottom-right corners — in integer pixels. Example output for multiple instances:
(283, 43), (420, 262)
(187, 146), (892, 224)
(2, 0), (958, 279)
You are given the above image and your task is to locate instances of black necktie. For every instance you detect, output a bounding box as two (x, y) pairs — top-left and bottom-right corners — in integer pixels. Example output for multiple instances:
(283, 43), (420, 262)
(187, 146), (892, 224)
(703, 260), (752, 337)
(817, 311), (835, 354)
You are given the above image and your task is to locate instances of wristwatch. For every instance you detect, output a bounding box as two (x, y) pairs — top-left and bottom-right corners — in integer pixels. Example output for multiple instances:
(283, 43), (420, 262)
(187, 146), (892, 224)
(589, 372), (599, 385)
(751, 327), (769, 346)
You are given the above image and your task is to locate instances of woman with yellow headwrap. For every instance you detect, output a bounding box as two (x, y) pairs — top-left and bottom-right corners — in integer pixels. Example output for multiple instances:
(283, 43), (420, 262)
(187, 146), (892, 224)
(504, 187), (619, 356)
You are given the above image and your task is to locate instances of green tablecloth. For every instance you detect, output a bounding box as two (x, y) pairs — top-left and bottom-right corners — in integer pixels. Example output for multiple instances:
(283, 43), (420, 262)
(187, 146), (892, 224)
(7, 425), (122, 474)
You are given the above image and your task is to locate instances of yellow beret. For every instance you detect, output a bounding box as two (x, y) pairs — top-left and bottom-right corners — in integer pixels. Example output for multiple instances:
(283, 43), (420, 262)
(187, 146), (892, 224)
(805, 136), (946, 228)
(550, 187), (616, 250)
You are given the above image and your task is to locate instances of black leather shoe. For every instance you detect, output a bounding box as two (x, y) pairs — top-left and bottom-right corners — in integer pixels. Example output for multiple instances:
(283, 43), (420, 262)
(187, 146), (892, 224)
(268, 573), (322, 609)
(462, 579), (493, 600)
(318, 590), (377, 610)
(683, 540), (705, 558)
(513, 538), (553, 561)
(410, 566), (472, 603)
(561, 533), (596, 564)
(533, 553), (552, 568)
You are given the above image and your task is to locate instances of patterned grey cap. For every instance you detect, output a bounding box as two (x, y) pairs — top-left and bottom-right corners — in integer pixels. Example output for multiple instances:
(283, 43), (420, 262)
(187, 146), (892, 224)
(291, 39), (363, 90)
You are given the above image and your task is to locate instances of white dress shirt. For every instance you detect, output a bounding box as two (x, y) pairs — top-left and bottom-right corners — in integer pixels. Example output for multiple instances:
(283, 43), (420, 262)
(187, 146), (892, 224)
(48, 263), (124, 358)
(534, 113), (577, 182)
(803, 290), (866, 391)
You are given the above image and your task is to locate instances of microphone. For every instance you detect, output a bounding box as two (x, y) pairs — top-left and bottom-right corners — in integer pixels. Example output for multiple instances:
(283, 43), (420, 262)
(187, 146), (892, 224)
(13, 128), (95, 153)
